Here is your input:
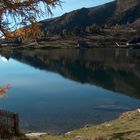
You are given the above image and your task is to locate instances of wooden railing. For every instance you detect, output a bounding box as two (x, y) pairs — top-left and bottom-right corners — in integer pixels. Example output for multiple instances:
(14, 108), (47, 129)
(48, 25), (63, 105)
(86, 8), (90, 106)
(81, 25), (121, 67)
(0, 109), (19, 137)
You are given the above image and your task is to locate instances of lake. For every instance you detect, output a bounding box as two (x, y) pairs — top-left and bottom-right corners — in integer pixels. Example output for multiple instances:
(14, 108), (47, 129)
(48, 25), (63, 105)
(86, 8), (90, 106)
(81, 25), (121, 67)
(0, 48), (140, 134)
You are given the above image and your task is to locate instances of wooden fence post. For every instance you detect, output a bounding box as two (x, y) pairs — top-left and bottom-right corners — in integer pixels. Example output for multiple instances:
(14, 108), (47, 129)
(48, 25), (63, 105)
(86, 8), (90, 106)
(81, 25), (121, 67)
(13, 113), (19, 135)
(0, 109), (20, 137)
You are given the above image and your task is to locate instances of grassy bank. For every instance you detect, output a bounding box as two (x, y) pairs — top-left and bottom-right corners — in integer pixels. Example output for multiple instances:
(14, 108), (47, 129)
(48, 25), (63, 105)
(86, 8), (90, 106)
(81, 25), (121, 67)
(0, 34), (129, 50)
(28, 109), (140, 140)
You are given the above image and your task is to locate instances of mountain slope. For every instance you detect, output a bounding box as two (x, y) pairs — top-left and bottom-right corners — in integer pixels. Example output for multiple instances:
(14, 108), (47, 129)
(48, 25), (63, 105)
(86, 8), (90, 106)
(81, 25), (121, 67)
(39, 0), (140, 34)
(109, 0), (140, 25)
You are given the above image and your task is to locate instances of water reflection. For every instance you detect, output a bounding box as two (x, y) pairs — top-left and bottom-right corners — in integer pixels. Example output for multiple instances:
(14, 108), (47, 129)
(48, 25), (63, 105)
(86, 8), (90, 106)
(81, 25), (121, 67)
(1, 48), (140, 99)
(0, 56), (9, 63)
(0, 85), (10, 98)
(0, 48), (140, 134)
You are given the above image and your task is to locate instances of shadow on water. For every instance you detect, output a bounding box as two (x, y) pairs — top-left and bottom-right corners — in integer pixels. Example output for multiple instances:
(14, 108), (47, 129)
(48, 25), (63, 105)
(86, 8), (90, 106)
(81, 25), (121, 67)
(1, 48), (140, 99)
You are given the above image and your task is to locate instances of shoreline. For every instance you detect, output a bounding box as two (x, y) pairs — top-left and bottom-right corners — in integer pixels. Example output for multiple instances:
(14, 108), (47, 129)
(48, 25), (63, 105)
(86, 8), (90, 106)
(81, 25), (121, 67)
(24, 109), (140, 140)
(0, 35), (130, 50)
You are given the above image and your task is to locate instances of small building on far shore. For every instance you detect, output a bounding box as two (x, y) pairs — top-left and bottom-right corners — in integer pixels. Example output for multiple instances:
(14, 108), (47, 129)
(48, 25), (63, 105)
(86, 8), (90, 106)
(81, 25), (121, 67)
(76, 40), (89, 48)
(126, 37), (140, 47)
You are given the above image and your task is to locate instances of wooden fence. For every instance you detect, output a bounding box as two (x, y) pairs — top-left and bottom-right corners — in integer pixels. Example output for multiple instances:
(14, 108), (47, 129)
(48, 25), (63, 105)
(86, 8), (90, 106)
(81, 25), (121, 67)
(0, 109), (19, 137)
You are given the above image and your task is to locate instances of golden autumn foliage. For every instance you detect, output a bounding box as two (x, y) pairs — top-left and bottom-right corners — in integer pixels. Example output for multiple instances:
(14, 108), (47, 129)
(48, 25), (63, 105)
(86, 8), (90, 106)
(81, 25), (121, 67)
(10, 23), (43, 39)
(0, 0), (61, 38)
(0, 84), (11, 97)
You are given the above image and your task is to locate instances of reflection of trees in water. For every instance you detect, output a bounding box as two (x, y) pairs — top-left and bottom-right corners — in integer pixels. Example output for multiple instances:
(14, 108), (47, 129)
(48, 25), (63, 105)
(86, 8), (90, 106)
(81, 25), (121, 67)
(0, 85), (10, 98)
(1, 48), (140, 99)
(46, 59), (140, 98)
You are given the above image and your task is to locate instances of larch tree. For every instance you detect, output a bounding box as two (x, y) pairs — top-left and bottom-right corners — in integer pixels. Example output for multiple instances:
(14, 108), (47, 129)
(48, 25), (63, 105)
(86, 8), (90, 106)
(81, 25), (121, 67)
(0, 0), (61, 93)
(0, 0), (61, 38)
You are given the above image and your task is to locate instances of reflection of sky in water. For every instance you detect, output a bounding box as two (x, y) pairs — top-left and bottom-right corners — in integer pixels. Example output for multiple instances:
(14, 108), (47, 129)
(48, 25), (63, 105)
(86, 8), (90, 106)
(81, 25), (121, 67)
(0, 57), (140, 134)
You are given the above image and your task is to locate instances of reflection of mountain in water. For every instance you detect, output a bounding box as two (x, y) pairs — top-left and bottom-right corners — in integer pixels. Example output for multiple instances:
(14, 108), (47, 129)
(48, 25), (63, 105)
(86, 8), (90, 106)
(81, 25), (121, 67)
(1, 48), (140, 99)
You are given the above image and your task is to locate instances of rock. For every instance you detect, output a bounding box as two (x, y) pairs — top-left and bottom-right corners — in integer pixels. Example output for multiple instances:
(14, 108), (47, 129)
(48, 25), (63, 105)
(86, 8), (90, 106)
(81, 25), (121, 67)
(25, 132), (47, 138)
(65, 131), (72, 135)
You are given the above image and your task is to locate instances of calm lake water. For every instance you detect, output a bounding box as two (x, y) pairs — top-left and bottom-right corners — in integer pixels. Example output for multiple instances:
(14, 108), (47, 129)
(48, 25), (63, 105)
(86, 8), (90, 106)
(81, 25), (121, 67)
(0, 48), (140, 134)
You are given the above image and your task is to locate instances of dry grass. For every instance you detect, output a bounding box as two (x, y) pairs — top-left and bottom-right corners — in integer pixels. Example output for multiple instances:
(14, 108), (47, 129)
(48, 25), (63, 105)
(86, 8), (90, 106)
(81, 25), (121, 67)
(29, 110), (140, 140)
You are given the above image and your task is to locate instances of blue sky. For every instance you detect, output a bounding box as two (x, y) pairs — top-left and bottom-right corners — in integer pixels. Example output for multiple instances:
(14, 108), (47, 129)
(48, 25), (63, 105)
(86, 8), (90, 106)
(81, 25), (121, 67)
(47, 0), (113, 18)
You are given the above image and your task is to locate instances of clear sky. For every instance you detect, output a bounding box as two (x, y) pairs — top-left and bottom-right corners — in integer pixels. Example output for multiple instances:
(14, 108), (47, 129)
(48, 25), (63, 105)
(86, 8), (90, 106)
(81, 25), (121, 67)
(47, 0), (114, 18)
